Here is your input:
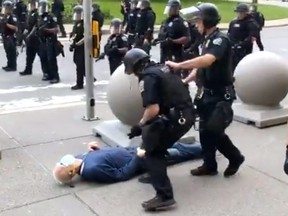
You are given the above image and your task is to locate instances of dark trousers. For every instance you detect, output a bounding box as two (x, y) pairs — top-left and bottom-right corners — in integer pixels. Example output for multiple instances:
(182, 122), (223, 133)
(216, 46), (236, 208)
(39, 38), (59, 80)
(160, 48), (183, 63)
(16, 22), (25, 45)
(198, 95), (242, 171)
(56, 14), (66, 36)
(141, 108), (194, 199)
(73, 45), (85, 86)
(3, 35), (17, 69)
(25, 36), (44, 73)
(256, 34), (264, 51)
(108, 58), (122, 75)
(231, 48), (248, 73)
(134, 37), (151, 55)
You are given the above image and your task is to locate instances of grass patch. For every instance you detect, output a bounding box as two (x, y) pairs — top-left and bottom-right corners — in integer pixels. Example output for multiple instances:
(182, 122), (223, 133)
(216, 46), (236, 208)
(62, 0), (288, 24)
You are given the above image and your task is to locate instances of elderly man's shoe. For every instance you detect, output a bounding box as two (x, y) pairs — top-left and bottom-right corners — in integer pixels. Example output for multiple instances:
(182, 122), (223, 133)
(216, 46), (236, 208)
(142, 196), (175, 211)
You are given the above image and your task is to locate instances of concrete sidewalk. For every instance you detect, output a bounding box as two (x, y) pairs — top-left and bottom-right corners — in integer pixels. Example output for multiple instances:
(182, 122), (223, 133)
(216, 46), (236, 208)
(1, 102), (288, 215)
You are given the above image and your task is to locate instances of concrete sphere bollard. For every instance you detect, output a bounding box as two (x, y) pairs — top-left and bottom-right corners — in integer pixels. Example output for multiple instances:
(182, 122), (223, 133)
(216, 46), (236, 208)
(234, 51), (288, 107)
(106, 64), (144, 126)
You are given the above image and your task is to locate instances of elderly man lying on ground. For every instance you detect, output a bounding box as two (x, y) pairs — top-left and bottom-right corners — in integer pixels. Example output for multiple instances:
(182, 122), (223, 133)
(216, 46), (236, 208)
(53, 140), (202, 185)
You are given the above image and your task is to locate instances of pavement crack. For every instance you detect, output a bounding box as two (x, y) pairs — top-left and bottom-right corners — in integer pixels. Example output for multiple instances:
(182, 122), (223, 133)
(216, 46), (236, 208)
(246, 165), (288, 186)
(73, 193), (100, 216)
(0, 193), (71, 213)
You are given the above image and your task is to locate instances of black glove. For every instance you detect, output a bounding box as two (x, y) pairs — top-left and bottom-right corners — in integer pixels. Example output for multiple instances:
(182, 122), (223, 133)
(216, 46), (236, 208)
(127, 125), (142, 139)
(69, 44), (75, 52)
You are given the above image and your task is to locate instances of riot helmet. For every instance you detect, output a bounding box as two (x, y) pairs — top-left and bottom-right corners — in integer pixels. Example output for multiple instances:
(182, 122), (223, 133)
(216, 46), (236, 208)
(234, 3), (249, 20)
(137, 0), (150, 10)
(164, 0), (181, 16)
(73, 5), (83, 21)
(110, 18), (122, 35)
(123, 48), (150, 75)
(2, 0), (14, 14)
(131, 0), (138, 9)
(234, 3), (249, 13)
(180, 3), (221, 28)
(28, 0), (39, 11)
(92, 3), (100, 12)
(38, 0), (48, 15)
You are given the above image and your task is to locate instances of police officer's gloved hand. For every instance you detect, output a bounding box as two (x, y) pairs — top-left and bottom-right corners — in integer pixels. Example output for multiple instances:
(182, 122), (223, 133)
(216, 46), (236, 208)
(127, 125), (142, 139)
(163, 37), (173, 46)
(69, 44), (75, 52)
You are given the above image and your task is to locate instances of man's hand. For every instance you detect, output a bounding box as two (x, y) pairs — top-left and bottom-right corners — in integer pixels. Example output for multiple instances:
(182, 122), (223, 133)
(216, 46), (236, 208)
(127, 125), (142, 139)
(165, 61), (181, 70)
(137, 147), (146, 158)
(87, 141), (100, 151)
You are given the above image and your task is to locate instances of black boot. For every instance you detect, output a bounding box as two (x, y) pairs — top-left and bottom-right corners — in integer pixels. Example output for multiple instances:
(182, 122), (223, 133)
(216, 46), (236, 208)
(42, 73), (50, 81)
(224, 155), (245, 177)
(142, 195), (176, 211)
(71, 84), (83, 90)
(138, 173), (152, 184)
(190, 165), (218, 176)
(50, 78), (60, 84)
(284, 145), (288, 175)
(19, 70), (32, 76)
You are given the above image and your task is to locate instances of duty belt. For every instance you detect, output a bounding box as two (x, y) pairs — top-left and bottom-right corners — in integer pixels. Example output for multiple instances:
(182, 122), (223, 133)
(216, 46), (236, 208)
(203, 86), (233, 100)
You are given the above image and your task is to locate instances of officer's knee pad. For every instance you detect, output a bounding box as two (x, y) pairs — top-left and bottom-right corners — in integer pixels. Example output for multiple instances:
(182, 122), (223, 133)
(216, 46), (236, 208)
(206, 101), (233, 134)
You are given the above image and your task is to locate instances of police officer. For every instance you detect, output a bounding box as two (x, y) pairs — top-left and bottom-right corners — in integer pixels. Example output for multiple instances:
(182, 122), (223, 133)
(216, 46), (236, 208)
(250, 5), (264, 51)
(120, 0), (130, 27)
(134, 0), (155, 55)
(69, 5), (85, 90)
(38, 0), (60, 83)
(166, 3), (245, 177)
(228, 3), (258, 72)
(13, 0), (27, 46)
(91, 3), (104, 43)
(125, 0), (140, 46)
(156, 0), (189, 64)
(183, 16), (202, 60)
(104, 18), (130, 75)
(123, 48), (195, 211)
(1, 0), (17, 71)
(51, 0), (66, 37)
(20, 0), (43, 76)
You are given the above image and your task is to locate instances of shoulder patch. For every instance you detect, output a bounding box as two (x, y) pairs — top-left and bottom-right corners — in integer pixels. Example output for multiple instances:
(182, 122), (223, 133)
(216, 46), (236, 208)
(53, 16), (57, 22)
(183, 21), (189, 28)
(139, 80), (144, 93)
(13, 17), (17, 22)
(160, 65), (170, 73)
(212, 37), (223, 46)
(121, 35), (128, 41)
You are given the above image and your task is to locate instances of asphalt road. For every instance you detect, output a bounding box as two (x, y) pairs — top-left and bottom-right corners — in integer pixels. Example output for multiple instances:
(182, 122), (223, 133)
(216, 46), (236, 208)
(0, 26), (288, 115)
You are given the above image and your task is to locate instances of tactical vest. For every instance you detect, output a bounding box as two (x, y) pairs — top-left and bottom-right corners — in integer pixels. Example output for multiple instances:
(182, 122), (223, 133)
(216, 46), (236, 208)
(141, 63), (193, 112)
(199, 30), (233, 89)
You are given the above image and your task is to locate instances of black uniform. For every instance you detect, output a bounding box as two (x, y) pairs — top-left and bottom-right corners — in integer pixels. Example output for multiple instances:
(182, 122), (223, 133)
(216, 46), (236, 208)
(120, 0), (130, 26)
(194, 28), (243, 174)
(183, 23), (203, 60)
(104, 33), (130, 74)
(228, 15), (258, 72)
(51, 0), (66, 37)
(251, 11), (265, 51)
(38, 12), (60, 82)
(134, 7), (155, 54)
(13, 0), (27, 46)
(139, 62), (194, 208)
(1, 13), (17, 70)
(125, 7), (140, 45)
(20, 8), (45, 75)
(71, 20), (85, 88)
(158, 15), (189, 63)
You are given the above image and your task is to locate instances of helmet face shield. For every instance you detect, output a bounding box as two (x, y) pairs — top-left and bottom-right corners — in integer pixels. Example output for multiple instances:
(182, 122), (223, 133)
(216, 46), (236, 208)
(28, 2), (38, 11)
(38, 4), (48, 15)
(110, 25), (122, 35)
(180, 6), (201, 22)
(73, 12), (83, 21)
